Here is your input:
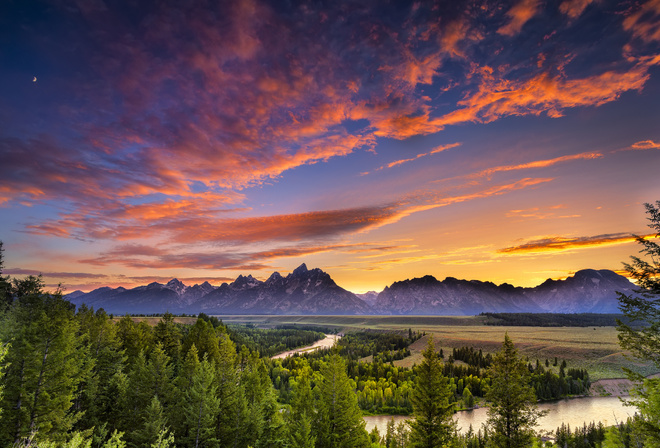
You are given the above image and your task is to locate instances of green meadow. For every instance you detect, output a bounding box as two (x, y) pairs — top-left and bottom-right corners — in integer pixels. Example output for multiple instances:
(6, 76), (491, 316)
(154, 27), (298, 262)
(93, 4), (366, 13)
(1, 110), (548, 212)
(214, 314), (657, 381)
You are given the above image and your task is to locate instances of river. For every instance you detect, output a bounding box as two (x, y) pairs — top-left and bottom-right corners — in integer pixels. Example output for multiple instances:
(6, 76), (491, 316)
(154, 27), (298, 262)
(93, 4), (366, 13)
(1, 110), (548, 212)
(270, 334), (341, 359)
(364, 396), (637, 435)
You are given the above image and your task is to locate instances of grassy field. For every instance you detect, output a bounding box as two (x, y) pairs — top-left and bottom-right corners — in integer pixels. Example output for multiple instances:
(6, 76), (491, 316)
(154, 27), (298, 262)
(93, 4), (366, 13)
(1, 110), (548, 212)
(216, 315), (657, 380)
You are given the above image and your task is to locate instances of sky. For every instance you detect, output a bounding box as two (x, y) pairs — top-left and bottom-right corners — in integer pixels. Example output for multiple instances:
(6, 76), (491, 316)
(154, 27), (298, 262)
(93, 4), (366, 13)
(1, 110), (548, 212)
(1, 0), (659, 294)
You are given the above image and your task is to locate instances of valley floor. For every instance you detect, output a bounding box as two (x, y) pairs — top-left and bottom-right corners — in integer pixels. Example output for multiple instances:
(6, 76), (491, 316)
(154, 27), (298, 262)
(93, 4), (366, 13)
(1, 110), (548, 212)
(215, 314), (659, 381)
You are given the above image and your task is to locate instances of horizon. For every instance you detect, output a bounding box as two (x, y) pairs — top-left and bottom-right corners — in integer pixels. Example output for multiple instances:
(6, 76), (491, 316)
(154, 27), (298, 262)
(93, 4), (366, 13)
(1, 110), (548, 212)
(63, 263), (631, 295)
(1, 1), (659, 294)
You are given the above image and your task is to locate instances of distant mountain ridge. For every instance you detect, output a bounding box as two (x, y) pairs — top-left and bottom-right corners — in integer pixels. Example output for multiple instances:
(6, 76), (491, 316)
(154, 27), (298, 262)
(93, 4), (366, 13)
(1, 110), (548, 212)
(67, 264), (636, 315)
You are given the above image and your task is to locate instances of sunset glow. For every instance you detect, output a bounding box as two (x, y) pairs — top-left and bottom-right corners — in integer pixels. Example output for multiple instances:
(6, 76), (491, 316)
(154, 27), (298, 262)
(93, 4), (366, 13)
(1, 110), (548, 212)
(1, 0), (659, 293)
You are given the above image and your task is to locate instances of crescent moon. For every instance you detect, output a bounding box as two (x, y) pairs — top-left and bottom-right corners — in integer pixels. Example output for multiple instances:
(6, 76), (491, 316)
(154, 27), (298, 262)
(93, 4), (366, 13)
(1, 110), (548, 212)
(33, 76), (37, 82)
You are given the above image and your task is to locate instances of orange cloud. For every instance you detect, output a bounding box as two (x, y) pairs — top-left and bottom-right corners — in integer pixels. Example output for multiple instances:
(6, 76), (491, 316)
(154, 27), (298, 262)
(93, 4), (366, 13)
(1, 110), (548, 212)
(438, 60), (656, 126)
(365, 142), (461, 174)
(559, 0), (598, 20)
(476, 152), (603, 178)
(498, 233), (656, 254)
(630, 140), (660, 150)
(498, 0), (541, 36)
(623, 0), (660, 43)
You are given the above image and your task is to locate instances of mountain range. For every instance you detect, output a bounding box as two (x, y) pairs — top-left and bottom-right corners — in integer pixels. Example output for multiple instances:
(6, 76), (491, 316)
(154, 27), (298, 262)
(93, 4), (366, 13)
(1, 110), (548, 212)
(66, 264), (636, 315)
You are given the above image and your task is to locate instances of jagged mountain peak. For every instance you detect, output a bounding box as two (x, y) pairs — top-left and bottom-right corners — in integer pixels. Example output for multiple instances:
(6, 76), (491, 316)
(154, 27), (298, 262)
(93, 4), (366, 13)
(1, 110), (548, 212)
(166, 278), (187, 296)
(166, 278), (185, 287)
(230, 274), (261, 290)
(65, 266), (634, 316)
(268, 271), (283, 280)
(292, 263), (308, 275)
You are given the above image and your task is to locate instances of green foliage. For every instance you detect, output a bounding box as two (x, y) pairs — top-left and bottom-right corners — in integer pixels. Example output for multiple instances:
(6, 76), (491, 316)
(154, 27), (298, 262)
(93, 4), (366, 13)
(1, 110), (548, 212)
(0, 288), (87, 445)
(555, 421), (606, 448)
(132, 396), (169, 448)
(183, 355), (219, 448)
(485, 334), (546, 448)
(287, 375), (316, 448)
(409, 336), (456, 448)
(315, 352), (370, 448)
(153, 312), (182, 368)
(385, 418), (411, 448)
(150, 428), (175, 448)
(616, 201), (660, 446)
(102, 430), (126, 448)
(0, 241), (13, 311)
(227, 325), (326, 358)
(74, 306), (125, 431)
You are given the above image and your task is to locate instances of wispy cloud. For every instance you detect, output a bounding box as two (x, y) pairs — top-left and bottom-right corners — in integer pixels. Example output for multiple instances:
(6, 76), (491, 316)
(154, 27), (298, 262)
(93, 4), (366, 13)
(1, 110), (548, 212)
(498, 233), (656, 254)
(623, 0), (660, 43)
(630, 140), (660, 150)
(363, 142), (461, 175)
(498, 0), (541, 36)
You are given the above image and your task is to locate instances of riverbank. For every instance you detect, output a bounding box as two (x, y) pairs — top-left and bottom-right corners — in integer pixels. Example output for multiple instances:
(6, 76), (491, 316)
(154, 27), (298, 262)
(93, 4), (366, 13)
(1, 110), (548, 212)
(590, 378), (634, 397)
(270, 334), (340, 359)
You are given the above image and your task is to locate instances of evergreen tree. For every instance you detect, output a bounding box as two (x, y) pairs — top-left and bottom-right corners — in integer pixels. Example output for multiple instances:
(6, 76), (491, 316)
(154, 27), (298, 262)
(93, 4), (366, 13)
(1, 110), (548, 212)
(132, 396), (169, 448)
(153, 313), (182, 370)
(616, 201), (660, 446)
(182, 318), (221, 365)
(183, 356), (219, 448)
(287, 375), (316, 448)
(315, 352), (370, 448)
(462, 386), (474, 409)
(214, 333), (241, 447)
(75, 306), (125, 430)
(485, 334), (545, 448)
(103, 430), (127, 448)
(0, 241), (13, 310)
(409, 336), (456, 448)
(171, 344), (201, 438)
(151, 428), (175, 448)
(602, 425), (625, 448)
(116, 316), (154, 364)
(0, 288), (87, 445)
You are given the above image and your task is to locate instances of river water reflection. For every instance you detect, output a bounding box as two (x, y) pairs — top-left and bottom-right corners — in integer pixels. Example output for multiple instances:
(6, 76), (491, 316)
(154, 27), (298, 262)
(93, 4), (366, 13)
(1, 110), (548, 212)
(270, 334), (340, 359)
(364, 396), (637, 435)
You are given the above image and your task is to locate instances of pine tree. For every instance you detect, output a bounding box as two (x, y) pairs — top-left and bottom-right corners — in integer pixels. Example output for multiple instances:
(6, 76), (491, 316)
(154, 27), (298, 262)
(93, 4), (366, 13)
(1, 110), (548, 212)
(132, 396), (169, 448)
(214, 333), (241, 447)
(182, 318), (221, 365)
(183, 356), (220, 448)
(151, 428), (175, 448)
(153, 313), (182, 370)
(485, 333), (545, 448)
(616, 201), (660, 446)
(0, 289), (87, 445)
(315, 352), (370, 448)
(601, 425), (625, 448)
(409, 336), (455, 448)
(75, 306), (125, 430)
(0, 241), (13, 311)
(287, 375), (316, 448)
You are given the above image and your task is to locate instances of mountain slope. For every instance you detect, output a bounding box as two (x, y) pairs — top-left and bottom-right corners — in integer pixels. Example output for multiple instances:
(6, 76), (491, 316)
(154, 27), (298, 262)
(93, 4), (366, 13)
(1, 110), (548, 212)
(66, 266), (636, 315)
